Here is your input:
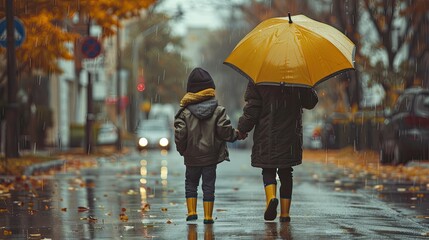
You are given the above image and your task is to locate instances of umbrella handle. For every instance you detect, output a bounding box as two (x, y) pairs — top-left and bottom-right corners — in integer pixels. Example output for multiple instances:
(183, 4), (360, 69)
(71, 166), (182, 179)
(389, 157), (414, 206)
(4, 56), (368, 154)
(288, 12), (292, 23)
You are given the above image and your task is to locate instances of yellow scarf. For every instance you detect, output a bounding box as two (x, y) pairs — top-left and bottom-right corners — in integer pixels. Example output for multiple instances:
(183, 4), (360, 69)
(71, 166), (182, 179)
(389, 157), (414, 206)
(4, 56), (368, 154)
(180, 88), (215, 107)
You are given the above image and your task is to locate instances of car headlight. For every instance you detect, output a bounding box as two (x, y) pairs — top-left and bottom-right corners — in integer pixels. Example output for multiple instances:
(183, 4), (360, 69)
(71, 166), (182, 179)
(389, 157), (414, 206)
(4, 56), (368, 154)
(159, 138), (169, 147)
(138, 138), (148, 147)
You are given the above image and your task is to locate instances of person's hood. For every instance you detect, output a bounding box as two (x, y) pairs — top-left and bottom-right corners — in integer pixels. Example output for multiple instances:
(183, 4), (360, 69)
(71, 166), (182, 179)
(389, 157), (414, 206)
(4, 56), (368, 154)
(187, 98), (218, 120)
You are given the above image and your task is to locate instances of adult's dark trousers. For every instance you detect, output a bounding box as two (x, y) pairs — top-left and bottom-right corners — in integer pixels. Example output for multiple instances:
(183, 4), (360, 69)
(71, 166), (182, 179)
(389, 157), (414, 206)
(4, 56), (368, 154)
(185, 164), (217, 201)
(262, 167), (293, 198)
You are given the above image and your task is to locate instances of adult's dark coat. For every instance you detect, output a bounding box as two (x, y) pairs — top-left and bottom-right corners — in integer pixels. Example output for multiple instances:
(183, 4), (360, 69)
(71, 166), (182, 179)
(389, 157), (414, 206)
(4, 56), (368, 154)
(237, 82), (318, 168)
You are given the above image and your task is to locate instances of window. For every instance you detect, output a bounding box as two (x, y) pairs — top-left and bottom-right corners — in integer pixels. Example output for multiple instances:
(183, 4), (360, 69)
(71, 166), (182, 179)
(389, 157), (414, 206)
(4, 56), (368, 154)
(415, 94), (429, 115)
(396, 94), (413, 113)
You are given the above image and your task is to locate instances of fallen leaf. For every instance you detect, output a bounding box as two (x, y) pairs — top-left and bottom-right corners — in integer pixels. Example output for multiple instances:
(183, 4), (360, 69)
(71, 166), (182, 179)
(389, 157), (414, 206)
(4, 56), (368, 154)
(127, 189), (138, 195)
(124, 226), (134, 231)
(120, 213), (129, 222)
(78, 207), (89, 212)
(3, 229), (12, 236)
(216, 209), (227, 212)
(61, 208), (67, 212)
(161, 208), (168, 212)
(28, 209), (37, 215)
(88, 215), (98, 223)
(166, 219), (172, 224)
(141, 203), (150, 212)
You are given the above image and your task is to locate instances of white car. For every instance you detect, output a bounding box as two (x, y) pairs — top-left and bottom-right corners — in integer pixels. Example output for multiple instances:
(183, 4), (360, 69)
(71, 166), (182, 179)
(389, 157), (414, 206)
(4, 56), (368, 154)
(135, 119), (172, 150)
(97, 122), (118, 145)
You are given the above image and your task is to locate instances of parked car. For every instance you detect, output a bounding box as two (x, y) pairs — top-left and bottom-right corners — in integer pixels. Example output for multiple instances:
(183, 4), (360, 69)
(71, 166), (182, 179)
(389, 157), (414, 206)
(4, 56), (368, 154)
(379, 87), (429, 165)
(135, 119), (172, 151)
(97, 122), (118, 145)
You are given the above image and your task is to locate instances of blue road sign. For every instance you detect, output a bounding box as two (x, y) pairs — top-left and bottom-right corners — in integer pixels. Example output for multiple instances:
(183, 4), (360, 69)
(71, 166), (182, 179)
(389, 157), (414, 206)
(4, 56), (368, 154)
(0, 17), (26, 48)
(81, 37), (102, 59)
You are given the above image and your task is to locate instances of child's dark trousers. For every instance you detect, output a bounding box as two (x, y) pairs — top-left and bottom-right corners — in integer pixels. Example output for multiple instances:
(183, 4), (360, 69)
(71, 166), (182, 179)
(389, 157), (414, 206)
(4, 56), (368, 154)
(185, 164), (217, 201)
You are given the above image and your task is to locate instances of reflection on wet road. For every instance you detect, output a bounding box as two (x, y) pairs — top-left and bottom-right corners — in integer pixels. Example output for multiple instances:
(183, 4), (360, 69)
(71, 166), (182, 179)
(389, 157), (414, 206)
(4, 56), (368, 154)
(0, 149), (428, 239)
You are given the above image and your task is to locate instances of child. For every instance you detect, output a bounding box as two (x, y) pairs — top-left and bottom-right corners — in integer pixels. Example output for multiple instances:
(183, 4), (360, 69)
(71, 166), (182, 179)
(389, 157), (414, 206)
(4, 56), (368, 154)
(174, 67), (241, 224)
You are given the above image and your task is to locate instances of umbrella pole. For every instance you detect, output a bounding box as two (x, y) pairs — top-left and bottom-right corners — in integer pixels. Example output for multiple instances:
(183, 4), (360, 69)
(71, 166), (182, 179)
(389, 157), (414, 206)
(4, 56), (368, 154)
(288, 12), (293, 23)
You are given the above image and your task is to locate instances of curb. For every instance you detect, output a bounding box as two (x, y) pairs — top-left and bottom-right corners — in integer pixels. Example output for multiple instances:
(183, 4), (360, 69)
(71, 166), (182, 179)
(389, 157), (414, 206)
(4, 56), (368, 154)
(23, 159), (66, 176)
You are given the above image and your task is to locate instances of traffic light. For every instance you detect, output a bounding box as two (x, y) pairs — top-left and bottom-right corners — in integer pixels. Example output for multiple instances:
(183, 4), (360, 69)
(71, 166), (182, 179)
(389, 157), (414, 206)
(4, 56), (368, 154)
(137, 76), (145, 92)
(137, 82), (145, 92)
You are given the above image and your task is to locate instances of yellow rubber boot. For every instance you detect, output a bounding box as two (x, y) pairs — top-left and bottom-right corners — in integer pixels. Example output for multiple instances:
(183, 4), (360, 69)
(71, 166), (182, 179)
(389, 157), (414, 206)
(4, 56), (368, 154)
(187, 224), (197, 240)
(280, 198), (291, 222)
(203, 201), (214, 224)
(186, 198), (198, 221)
(264, 184), (278, 221)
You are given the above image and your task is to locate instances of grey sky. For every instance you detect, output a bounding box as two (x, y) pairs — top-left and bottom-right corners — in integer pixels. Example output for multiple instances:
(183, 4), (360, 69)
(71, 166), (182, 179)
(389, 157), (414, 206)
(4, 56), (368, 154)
(157, 0), (241, 35)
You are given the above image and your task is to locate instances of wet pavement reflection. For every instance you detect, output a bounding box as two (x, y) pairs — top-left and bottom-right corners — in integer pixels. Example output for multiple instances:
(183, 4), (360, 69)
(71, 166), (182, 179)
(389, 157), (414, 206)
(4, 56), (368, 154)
(1, 149), (428, 239)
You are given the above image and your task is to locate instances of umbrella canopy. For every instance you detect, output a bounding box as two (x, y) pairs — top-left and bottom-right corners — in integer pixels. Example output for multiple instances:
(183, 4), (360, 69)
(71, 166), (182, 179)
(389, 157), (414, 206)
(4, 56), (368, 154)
(224, 14), (356, 87)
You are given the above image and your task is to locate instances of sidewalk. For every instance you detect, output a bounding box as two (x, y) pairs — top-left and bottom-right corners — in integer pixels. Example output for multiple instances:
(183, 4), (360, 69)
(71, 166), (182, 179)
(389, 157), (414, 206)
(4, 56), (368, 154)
(303, 147), (429, 186)
(0, 146), (130, 177)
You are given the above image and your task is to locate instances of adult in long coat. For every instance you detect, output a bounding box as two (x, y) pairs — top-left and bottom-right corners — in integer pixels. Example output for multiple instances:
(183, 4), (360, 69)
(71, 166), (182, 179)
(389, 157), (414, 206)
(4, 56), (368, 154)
(237, 81), (318, 222)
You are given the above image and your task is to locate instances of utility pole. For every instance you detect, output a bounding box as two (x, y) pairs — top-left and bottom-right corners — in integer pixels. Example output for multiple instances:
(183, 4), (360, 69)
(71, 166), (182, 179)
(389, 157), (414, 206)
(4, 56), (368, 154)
(5, 0), (19, 158)
(116, 23), (122, 151)
(85, 18), (94, 154)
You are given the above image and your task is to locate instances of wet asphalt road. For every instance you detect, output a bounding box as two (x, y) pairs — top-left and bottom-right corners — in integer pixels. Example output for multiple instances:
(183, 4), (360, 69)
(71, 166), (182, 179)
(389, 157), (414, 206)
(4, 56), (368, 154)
(1, 148), (428, 239)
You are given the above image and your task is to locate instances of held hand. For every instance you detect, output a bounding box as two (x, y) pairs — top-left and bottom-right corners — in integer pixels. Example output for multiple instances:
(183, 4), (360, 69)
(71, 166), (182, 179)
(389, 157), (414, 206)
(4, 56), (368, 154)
(236, 130), (248, 140)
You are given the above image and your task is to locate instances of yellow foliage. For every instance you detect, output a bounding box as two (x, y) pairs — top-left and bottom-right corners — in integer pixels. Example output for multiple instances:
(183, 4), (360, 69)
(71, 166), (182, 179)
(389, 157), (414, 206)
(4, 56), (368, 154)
(0, 0), (156, 74)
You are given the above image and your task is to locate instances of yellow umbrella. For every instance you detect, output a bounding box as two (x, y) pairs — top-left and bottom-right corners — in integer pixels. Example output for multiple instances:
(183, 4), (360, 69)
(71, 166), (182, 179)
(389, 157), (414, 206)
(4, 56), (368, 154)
(224, 14), (356, 87)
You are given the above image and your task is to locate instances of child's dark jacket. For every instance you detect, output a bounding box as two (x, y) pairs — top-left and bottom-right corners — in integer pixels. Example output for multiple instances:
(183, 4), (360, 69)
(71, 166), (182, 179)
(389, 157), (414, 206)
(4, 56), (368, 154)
(174, 98), (237, 167)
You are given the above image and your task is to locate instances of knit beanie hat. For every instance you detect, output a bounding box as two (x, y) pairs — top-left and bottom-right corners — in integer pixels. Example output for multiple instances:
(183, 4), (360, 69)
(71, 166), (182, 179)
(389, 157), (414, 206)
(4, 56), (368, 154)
(186, 67), (216, 93)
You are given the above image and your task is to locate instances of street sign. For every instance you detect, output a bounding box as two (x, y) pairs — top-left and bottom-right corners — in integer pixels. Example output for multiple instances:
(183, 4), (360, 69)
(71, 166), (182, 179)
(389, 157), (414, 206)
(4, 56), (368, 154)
(81, 36), (102, 59)
(0, 17), (26, 48)
(82, 55), (104, 73)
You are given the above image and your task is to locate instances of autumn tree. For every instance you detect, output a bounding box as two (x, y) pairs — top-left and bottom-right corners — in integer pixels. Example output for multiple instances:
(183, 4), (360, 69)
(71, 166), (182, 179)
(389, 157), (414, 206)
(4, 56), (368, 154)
(122, 10), (189, 106)
(0, 0), (155, 155)
(324, 0), (361, 112)
(200, 13), (249, 116)
(0, 0), (156, 81)
(362, 0), (429, 106)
